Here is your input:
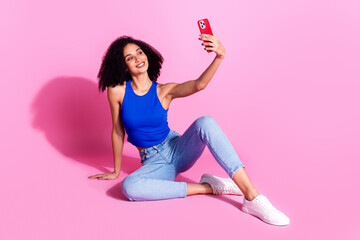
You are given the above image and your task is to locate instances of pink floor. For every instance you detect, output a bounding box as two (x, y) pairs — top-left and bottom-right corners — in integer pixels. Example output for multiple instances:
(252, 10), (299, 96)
(2, 136), (359, 240)
(1, 0), (360, 239)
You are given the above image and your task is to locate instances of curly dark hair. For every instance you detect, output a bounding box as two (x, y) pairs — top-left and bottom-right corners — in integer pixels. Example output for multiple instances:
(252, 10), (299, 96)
(97, 35), (164, 92)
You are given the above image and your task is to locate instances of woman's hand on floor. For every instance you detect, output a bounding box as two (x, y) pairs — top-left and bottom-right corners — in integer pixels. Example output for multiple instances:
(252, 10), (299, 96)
(88, 171), (120, 180)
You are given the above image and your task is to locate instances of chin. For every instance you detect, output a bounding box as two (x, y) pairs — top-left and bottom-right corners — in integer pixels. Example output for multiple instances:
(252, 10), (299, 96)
(140, 66), (149, 73)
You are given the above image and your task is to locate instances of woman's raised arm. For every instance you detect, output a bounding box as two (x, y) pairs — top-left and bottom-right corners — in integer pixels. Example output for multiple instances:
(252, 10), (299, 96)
(165, 33), (226, 100)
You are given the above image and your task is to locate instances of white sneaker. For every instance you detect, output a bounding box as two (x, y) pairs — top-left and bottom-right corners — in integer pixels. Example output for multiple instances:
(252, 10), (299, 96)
(199, 173), (243, 195)
(241, 194), (290, 226)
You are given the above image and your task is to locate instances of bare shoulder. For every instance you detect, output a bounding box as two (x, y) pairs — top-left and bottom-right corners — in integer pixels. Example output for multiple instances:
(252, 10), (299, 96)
(107, 83), (126, 104)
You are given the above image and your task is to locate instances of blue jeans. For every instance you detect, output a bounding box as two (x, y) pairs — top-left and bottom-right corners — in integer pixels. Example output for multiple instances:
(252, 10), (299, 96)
(121, 116), (245, 201)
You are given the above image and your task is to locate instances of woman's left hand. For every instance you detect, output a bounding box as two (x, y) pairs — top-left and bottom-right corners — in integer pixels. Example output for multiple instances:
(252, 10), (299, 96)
(199, 33), (226, 59)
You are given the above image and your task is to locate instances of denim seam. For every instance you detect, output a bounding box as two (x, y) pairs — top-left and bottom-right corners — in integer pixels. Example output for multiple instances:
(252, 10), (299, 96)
(153, 146), (176, 170)
(204, 133), (236, 178)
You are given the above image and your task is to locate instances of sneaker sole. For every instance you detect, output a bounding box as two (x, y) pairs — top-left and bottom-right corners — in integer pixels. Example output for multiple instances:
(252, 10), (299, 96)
(241, 206), (290, 226)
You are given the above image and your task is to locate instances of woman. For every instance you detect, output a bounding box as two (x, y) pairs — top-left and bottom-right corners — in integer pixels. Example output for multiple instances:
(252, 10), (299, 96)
(89, 34), (290, 226)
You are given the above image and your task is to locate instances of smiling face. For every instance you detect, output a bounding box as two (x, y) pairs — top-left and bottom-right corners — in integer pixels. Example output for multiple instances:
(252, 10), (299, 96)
(123, 43), (149, 77)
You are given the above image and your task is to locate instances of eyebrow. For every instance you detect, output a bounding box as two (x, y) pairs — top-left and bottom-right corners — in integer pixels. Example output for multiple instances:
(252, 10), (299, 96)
(124, 48), (141, 58)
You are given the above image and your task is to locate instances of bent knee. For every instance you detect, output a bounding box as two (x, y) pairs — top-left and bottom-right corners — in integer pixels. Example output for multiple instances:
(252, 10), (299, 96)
(195, 115), (218, 129)
(121, 176), (144, 201)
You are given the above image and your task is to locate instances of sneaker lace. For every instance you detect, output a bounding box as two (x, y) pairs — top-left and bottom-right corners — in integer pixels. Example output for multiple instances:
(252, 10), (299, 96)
(256, 197), (282, 214)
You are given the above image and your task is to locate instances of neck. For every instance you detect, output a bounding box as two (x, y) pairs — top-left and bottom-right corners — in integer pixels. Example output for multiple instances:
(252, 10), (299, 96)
(131, 72), (152, 91)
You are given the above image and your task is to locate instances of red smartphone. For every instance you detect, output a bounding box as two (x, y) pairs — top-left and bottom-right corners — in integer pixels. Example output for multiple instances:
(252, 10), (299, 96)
(197, 18), (213, 52)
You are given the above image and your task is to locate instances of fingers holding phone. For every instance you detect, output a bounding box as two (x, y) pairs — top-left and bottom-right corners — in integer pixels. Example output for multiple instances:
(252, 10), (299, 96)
(197, 19), (213, 53)
(197, 19), (225, 59)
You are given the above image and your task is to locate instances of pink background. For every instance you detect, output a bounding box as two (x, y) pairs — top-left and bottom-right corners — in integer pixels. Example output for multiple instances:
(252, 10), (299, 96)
(1, 0), (359, 239)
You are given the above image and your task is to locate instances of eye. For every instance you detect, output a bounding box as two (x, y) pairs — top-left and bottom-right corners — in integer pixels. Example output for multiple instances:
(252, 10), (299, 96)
(138, 51), (143, 55)
(127, 56), (133, 61)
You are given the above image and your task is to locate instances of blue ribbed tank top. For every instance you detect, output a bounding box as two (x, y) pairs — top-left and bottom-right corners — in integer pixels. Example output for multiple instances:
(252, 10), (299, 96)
(120, 80), (170, 148)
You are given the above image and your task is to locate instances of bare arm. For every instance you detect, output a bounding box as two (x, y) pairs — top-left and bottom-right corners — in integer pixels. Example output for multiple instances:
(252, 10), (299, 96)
(167, 33), (226, 100)
(109, 87), (125, 176)
(89, 86), (125, 180)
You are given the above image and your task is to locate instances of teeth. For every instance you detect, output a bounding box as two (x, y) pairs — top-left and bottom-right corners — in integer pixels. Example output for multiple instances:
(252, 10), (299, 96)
(137, 62), (144, 68)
